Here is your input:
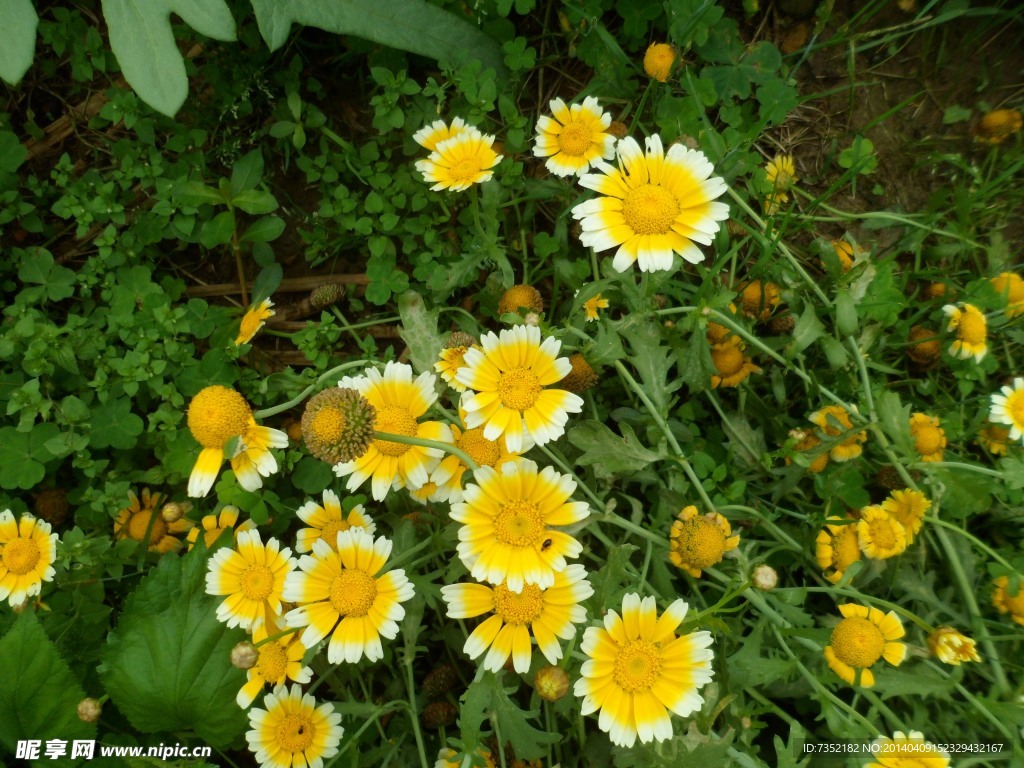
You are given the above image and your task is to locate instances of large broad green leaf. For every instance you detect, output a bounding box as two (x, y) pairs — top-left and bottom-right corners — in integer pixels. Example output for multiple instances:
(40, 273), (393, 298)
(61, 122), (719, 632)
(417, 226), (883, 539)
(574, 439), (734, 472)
(101, 0), (237, 117)
(250, 0), (505, 77)
(98, 551), (248, 748)
(0, 0), (37, 85)
(0, 613), (95, 763)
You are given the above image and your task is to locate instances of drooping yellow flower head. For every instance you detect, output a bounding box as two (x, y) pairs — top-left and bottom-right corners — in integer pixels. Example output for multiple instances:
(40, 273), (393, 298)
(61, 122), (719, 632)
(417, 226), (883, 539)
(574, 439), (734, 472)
(927, 626), (980, 666)
(186, 385), (289, 498)
(942, 302), (987, 362)
(114, 488), (193, 553)
(186, 505), (257, 551)
(643, 43), (677, 82)
(451, 459), (590, 593)
(236, 620), (313, 709)
(206, 530), (296, 632)
(709, 342), (761, 388)
(992, 575), (1024, 627)
(880, 488), (930, 544)
(434, 331), (479, 393)
(909, 412), (946, 463)
(559, 353), (599, 393)
(976, 421), (1011, 455)
(440, 563), (593, 674)
(574, 594), (714, 748)
(533, 96), (616, 177)
(815, 517), (861, 583)
(413, 116), (468, 151)
(284, 528), (415, 663)
(737, 279), (782, 321)
(0, 510), (58, 607)
(907, 325), (941, 366)
(245, 684), (343, 768)
(668, 506), (739, 577)
(809, 405), (867, 462)
(824, 603), (906, 687)
(572, 135), (729, 273)
(974, 108), (1022, 144)
(991, 271), (1024, 317)
(857, 504), (908, 560)
(235, 299), (275, 346)
(990, 377), (1024, 444)
(498, 284), (545, 317)
(415, 126), (502, 192)
(764, 154), (797, 212)
(294, 489), (375, 553)
(865, 731), (950, 767)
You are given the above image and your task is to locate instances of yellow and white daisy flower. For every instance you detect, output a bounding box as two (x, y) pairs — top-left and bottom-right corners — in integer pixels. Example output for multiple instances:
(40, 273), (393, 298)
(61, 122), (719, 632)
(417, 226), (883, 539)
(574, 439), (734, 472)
(571, 134), (729, 273)
(434, 332), (479, 393)
(429, 421), (523, 504)
(976, 422), (1011, 454)
(114, 488), (194, 553)
(990, 377), (1024, 443)
(186, 385), (289, 498)
(206, 530), (296, 631)
(284, 528), (415, 664)
(440, 564), (593, 674)
(246, 684), (343, 768)
(532, 96), (616, 178)
(0, 510), (58, 607)
(866, 731), (950, 768)
(237, 621), (313, 709)
(415, 127), (502, 192)
(295, 490), (375, 553)
(815, 517), (862, 584)
(455, 324), (583, 453)
(574, 593), (714, 748)
(451, 459), (589, 593)
(236, 299), (275, 346)
(991, 271), (1024, 318)
(942, 302), (987, 362)
(186, 505), (257, 551)
(334, 361), (453, 502)
(824, 603), (906, 687)
(413, 116), (468, 150)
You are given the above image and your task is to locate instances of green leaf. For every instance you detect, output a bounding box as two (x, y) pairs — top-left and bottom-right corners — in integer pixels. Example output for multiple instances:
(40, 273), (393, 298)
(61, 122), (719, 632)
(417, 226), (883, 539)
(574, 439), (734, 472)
(232, 189), (278, 215)
(0, 131), (28, 174)
(0, 424), (60, 489)
(620, 318), (679, 416)
(568, 420), (665, 472)
(199, 210), (235, 248)
(18, 250), (76, 302)
(98, 552), (248, 748)
(292, 456), (335, 494)
(397, 290), (443, 376)
(240, 216), (285, 243)
(251, 262), (283, 306)
(230, 150), (264, 196)
(789, 305), (824, 357)
(174, 180), (227, 207)
(876, 391), (914, 456)
(0, 0), (37, 86)
(250, 0), (505, 78)
(0, 614), (95, 762)
(834, 289), (858, 336)
(838, 136), (877, 175)
(459, 676), (559, 760)
(88, 398), (145, 450)
(101, 0), (237, 116)
(942, 105), (972, 125)
(998, 455), (1024, 490)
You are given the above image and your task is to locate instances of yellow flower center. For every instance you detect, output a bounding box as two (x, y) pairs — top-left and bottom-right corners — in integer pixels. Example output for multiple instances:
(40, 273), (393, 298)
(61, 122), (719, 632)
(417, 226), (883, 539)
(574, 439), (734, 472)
(318, 519), (351, 550)
(1005, 390), (1024, 427)
(257, 641), (289, 683)
(831, 526), (861, 571)
(1, 537), (41, 576)
(449, 157), (485, 184)
(672, 516), (727, 569)
(373, 404), (418, 457)
(188, 386), (252, 449)
(494, 500), (545, 548)
(868, 519), (898, 551)
(126, 511), (168, 546)
(558, 122), (593, 157)
(309, 406), (346, 445)
(621, 184), (679, 236)
(830, 616), (885, 668)
(956, 308), (986, 344)
(492, 583), (545, 625)
(240, 564), (275, 601)
(711, 344), (745, 376)
(914, 424), (943, 455)
(276, 713), (315, 754)
(440, 346), (469, 375)
(329, 570), (377, 617)
(457, 428), (502, 467)
(613, 639), (662, 693)
(498, 368), (542, 411)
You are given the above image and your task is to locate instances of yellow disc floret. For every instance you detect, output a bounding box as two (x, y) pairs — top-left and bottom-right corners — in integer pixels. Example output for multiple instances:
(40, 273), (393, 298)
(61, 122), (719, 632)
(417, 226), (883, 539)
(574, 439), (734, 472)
(1, 538), (41, 575)
(830, 616), (886, 669)
(613, 639), (662, 693)
(622, 184), (680, 235)
(498, 368), (543, 411)
(188, 386), (252, 449)
(457, 428), (502, 467)
(328, 570), (377, 617)
(372, 405), (418, 457)
(492, 582), (545, 625)
(643, 43), (677, 82)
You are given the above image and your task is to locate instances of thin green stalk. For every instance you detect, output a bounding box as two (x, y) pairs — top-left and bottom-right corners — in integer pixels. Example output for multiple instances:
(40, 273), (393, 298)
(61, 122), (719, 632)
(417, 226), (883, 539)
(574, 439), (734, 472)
(910, 461), (1005, 480)
(613, 359), (717, 512)
(600, 510), (664, 545)
(403, 646), (430, 768)
(374, 431), (479, 471)
(254, 359), (373, 419)
(253, 625), (301, 648)
(925, 516), (1018, 574)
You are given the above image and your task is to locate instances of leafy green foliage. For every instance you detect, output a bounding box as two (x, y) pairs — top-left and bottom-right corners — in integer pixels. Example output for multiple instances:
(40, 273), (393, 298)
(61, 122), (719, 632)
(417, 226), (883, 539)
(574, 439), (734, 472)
(0, 0), (37, 85)
(460, 675), (560, 760)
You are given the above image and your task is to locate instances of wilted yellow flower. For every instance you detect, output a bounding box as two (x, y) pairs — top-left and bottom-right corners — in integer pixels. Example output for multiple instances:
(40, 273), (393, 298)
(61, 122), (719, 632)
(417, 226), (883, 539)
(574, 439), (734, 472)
(991, 271), (1024, 318)
(976, 422), (1010, 455)
(737, 280), (782, 321)
(583, 293), (609, 321)
(906, 325), (941, 366)
(235, 299), (275, 346)
(710, 342), (760, 388)
(927, 626), (980, 665)
(809, 405), (867, 462)
(909, 413), (946, 463)
(974, 108), (1022, 144)
(992, 575), (1024, 626)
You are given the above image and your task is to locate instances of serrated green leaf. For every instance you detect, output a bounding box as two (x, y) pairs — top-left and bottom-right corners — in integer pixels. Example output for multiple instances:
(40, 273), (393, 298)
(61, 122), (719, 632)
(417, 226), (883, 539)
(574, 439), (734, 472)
(620, 319), (679, 416)
(998, 455), (1024, 490)
(250, 0), (505, 77)
(101, 0), (237, 116)
(0, 613), (95, 761)
(568, 420), (665, 472)
(397, 290), (443, 376)
(0, 0), (37, 86)
(98, 552), (248, 747)
(459, 676), (559, 760)
(88, 398), (144, 450)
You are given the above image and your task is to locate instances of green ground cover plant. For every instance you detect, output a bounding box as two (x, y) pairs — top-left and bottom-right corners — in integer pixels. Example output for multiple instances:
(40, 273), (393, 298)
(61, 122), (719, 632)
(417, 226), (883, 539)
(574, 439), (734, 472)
(1, 0), (1023, 766)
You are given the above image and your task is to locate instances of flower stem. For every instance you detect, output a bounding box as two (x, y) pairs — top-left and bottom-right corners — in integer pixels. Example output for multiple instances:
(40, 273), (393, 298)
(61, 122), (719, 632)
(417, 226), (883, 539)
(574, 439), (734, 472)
(613, 359), (717, 512)
(253, 359), (373, 419)
(373, 431), (478, 471)
(253, 625), (301, 647)
(402, 643), (430, 768)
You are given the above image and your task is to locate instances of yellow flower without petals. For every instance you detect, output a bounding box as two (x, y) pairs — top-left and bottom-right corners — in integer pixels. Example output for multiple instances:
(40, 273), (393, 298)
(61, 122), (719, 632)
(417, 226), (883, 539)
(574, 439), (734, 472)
(927, 626), (980, 666)
(823, 603), (906, 687)
(235, 299), (275, 346)
(974, 108), (1022, 144)
(643, 43), (677, 82)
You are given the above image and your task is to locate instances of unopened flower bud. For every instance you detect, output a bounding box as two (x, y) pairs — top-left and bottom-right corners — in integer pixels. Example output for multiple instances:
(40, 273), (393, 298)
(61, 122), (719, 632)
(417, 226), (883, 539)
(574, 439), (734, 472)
(310, 283), (346, 310)
(231, 640), (259, 670)
(161, 501), (191, 523)
(928, 626), (981, 665)
(534, 665), (570, 702)
(523, 312), (541, 327)
(752, 564), (778, 591)
(77, 698), (103, 723)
